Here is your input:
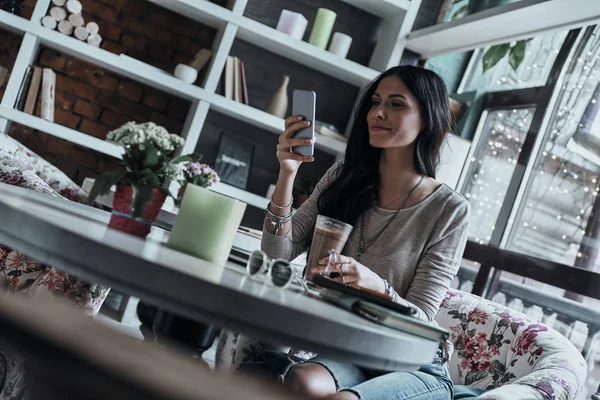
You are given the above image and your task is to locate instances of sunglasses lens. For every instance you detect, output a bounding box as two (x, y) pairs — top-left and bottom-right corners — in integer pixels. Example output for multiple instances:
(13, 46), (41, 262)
(247, 252), (265, 275)
(271, 260), (293, 287)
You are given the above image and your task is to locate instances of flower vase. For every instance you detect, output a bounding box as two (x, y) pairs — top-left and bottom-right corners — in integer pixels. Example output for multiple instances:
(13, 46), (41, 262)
(176, 185), (187, 207)
(265, 75), (290, 118)
(109, 184), (166, 238)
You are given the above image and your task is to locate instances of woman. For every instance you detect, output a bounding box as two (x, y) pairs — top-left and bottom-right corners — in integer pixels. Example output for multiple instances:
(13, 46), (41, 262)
(261, 65), (470, 400)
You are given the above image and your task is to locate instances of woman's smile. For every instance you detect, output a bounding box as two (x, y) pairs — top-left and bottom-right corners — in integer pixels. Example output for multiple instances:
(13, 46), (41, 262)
(369, 124), (391, 133)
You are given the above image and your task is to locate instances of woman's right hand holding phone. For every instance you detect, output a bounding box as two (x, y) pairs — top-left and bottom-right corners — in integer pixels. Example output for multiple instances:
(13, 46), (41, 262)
(277, 115), (315, 176)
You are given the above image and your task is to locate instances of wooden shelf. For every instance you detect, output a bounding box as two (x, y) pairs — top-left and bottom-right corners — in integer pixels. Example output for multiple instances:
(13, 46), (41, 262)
(208, 95), (347, 155)
(406, 0), (600, 57)
(210, 182), (270, 209)
(234, 16), (378, 87)
(143, 0), (380, 86)
(145, 0), (231, 30)
(0, 106), (124, 159)
(0, 10), (349, 156)
(340, 0), (411, 17)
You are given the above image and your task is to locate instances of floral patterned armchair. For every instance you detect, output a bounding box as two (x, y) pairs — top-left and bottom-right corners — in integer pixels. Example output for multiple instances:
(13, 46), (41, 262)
(216, 288), (587, 400)
(0, 133), (109, 316)
(437, 289), (586, 399)
(0, 133), (88, 202)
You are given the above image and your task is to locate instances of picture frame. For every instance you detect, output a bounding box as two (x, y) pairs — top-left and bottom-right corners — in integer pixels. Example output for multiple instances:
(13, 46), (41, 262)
(214, 132), (255, 189)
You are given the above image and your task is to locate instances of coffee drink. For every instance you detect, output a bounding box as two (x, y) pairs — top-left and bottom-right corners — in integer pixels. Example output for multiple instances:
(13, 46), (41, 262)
(305, 215), (353, 281)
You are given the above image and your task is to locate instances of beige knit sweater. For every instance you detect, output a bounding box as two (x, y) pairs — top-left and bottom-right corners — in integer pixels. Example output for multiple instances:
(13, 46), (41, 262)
(262, 162), (471, 322)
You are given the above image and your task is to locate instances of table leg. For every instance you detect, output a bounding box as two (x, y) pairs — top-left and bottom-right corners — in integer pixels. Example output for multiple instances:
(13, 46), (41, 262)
(136, 300), (158, 342)
(153, 310), (220, 360)
(136, 300), (220, 364)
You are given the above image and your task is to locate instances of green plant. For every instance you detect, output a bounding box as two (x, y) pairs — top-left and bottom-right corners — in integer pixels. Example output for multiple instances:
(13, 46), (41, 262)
(482, 39), (530, 73)
(87, 121), (200, 218)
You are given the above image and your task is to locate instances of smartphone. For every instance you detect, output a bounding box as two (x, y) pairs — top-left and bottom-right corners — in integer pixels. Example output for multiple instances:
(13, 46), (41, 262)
(312, 274), (417, 316)
(291, 90), (316, 157)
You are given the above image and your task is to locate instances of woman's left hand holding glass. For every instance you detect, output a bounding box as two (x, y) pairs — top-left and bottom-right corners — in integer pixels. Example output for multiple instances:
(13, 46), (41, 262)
(311, 255), (386, 294)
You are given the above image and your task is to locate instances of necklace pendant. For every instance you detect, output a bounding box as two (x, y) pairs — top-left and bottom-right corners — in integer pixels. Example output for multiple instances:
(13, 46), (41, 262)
(357, 247), (364, 259)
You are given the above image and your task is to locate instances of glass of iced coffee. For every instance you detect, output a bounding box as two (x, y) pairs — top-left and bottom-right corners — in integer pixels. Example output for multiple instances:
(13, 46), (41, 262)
(305, 215), (353, 281)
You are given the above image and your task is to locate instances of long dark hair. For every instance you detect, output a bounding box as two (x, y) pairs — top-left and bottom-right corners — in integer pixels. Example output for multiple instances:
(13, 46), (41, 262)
(317, 65), (451, 226)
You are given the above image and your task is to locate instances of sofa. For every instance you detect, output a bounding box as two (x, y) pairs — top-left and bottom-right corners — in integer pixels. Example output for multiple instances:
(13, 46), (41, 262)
(216, 288), (588, 400)
(0, 133), (110, 316)
(0, 133), (113, 398)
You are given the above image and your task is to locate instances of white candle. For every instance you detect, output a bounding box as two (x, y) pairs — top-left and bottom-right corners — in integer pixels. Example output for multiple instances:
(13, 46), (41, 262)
(87, 33), (102, 47)
(74, 26), (89, 41)
(66, 0), (82, 15)
(49, 6), (67, 22)
(276, 10), (308, 40)
(86, 21), (99, 34)
(69, 13), (85, 27)
(57, 20), (74, 35)
(42, 15), (57, 29)
(328, 32), (352, 58)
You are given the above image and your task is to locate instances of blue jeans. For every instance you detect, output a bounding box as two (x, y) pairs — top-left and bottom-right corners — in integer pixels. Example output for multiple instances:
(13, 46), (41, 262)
(287, 349), (453, 400)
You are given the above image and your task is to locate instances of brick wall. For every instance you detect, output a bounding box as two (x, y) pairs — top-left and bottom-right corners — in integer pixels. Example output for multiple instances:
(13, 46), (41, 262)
(1, 0), (226, 185)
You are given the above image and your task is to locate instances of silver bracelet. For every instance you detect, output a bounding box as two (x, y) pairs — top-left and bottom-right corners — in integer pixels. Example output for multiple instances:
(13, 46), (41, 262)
(265, 207), (293, 235)
(266, 207), (293, 223)
(269, 199), (292, 211)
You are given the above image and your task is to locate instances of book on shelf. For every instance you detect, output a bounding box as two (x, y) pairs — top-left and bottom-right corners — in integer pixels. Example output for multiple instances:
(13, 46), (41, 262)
(224, 56), (235, 100)
(40, 68), (56, 122)
(189, 48), (213, 72)
(240, 60), (249, 105)
(233, 57), (242, 103)
(23, 66), (42, 115)
(223, 56), (249, 105)
(14, 65), (33, 111)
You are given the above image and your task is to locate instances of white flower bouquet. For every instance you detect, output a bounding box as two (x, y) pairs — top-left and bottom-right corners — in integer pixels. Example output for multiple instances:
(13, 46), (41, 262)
(87, 122), (200, 219)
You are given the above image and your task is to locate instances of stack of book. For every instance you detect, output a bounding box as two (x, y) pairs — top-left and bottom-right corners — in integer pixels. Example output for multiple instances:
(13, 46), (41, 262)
(14, 65), (55, 122)
(223, 56), (249, 105)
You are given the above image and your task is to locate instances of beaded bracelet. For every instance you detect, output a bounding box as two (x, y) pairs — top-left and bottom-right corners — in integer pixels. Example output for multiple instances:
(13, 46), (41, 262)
(269, 198), (293, 211)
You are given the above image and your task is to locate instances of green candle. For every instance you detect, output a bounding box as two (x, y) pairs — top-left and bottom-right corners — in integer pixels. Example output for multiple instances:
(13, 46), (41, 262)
(167, 184), (247, 266)
(308, 8), (337, 49)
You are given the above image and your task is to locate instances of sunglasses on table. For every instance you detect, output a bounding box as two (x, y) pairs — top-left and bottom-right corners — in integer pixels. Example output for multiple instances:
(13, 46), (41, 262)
(246, 250), (309, 292)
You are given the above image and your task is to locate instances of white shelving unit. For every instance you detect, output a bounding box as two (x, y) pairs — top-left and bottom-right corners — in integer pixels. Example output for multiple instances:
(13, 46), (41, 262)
(9, 0), (582, 206)
(406, 0), (600, 58)
(0, 0), (423, 208)
(0, 105), (124, 158)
